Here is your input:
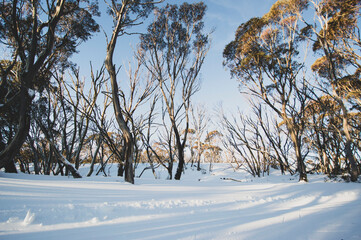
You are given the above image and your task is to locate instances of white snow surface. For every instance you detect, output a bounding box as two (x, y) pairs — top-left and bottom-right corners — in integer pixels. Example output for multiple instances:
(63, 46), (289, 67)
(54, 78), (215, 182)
(0, 164), (360, 240)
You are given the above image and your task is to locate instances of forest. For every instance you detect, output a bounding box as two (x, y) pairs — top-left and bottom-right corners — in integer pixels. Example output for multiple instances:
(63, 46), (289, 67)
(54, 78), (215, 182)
(1, 0), (361, 185)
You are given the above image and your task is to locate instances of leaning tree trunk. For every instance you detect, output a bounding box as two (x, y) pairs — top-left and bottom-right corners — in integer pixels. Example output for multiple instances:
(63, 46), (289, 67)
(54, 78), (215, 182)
(104, 3), (135, 184)
(105, 59), (135, 184)
(0, 86), (31, 172)
(53, 147), (82, 178)
(106, 64), (135, 184)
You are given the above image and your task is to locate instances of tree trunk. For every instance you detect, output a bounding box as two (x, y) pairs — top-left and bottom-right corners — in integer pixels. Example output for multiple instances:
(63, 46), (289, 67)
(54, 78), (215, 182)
(29, 137), (40, 174)
(55, 150), (82, 178)
(105, 34), (134, 184)
(118, 163), (124, 177)
(324, 38), (359, 181)
(295, 143), (307, 182)
(345, 140), (359, 182)
(288, 123), (307, 182)
(174, 143), (185, 180)
(168, 159), (173, 180)
(124, 138), (134, 183)
(197, 155), (201, 171)
(4, 159), (17, 173)
(87, 137), (102, 177)
(0, 87), (30, 173)
(107, 68), (134, 183)
(197, 142), (202, 171)
(339, 109), (359, 181)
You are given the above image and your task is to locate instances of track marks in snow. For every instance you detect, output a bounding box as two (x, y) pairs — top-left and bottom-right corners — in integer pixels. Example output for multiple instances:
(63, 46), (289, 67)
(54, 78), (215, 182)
(0, 167), (360, 240)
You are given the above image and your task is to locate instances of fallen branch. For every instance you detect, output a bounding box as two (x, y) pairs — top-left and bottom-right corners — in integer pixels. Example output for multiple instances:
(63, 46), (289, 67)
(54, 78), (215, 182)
(221, 177), (242, 182)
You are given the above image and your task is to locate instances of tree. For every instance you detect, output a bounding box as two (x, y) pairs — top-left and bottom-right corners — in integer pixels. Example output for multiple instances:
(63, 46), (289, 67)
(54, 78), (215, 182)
(104, 0), (159, 184)
(55, 66), (103, 172)
(0, 0), (99, 172)
(221, 103), (295, 177)
(190, 104), (210, 171)
(141, 94), (180, 179)
(223, 0), (310, 181)
(253, 104), (293, 175)
(118, 50), (157, 176)
(304, 95), (345, 175)
(140, 2), (210, 180)
(203, 130), (222, 172)
(305, 0), (361, 181)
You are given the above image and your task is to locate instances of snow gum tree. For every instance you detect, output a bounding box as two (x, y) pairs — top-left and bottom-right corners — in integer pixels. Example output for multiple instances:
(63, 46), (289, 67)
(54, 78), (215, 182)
(104, 0), (160, 184)
(140, 2), (210, 180)
(0, 0), (99, 173)
(223, 0), (310, 181)
(305, 0), (361, 181)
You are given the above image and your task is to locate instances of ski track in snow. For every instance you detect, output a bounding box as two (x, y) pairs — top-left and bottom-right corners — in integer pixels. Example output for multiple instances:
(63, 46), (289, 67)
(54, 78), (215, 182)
(0, 164), (360, 240)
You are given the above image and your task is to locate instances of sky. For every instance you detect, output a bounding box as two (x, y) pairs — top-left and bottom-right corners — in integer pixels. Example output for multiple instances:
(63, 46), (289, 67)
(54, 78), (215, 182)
(71, 0), (276, 115)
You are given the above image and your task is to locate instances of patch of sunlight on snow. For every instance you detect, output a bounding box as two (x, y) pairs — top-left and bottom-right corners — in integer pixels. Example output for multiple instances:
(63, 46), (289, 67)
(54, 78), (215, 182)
(318, 190), (359, 205)
(228, 189), (360, 236)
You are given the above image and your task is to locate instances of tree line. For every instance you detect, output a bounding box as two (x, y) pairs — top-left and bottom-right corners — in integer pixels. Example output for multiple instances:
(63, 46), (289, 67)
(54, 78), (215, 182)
(0, 0), (215, 183)
(0, 0), (360, 183)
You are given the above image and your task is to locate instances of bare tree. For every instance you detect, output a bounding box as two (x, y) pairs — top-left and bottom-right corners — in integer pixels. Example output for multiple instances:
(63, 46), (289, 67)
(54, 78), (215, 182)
(141, 96), (178, 179)
(115, 50), (157, 176)
(254, 104), (293, 175)
(221, 109), (270, 177)
(56, 66), (104, 172)
(140, 2), (210, 180)
(190, 104), (210, 171)
(139, 95), (161, 179)
(33, 84), (82, 178)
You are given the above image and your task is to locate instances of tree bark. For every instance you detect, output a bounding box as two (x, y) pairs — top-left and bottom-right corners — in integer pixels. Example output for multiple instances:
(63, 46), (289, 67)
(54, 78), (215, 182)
(0, 87), (30, 172)
(174, 128), (185, 180)
(174, 147), (184, 180)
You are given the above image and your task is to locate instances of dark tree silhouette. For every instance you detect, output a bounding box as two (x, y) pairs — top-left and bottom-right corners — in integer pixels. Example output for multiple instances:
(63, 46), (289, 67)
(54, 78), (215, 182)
(0, 0), (99, 173)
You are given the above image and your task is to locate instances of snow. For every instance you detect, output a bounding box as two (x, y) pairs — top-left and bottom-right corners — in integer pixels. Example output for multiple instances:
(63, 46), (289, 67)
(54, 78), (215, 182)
(0, 164), (360, 240)
(27, 89), (35, 98)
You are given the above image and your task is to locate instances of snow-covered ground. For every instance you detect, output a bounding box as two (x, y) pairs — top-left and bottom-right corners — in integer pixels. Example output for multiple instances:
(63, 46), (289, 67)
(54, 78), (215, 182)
(0, 164), (360, 240)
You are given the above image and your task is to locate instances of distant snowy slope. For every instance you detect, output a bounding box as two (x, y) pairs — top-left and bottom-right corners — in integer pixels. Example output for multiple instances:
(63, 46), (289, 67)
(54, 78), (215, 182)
(0, 164), (360, 240)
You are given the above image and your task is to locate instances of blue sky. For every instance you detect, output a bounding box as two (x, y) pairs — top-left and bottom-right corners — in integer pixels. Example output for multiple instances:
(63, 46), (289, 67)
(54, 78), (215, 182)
(71, 0), (276, 114)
